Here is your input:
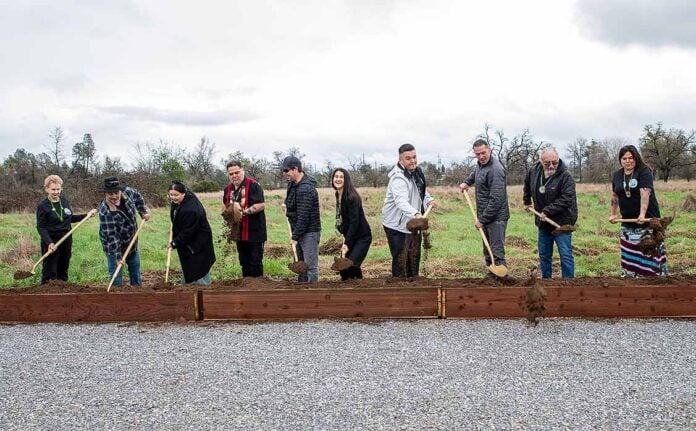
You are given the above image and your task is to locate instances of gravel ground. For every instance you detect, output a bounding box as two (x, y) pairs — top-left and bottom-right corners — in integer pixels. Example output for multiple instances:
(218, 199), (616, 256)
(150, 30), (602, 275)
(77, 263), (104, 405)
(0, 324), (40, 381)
(1, 319), (695, 430)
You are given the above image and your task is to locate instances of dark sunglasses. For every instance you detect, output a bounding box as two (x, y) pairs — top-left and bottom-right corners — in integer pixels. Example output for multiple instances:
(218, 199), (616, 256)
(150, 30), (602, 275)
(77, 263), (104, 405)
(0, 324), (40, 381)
(283, 169), (290, 173)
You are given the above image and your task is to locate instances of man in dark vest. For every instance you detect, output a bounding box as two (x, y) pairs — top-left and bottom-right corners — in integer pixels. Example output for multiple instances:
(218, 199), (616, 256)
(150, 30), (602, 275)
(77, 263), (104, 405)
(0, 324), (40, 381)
(222, 161), (267, 277)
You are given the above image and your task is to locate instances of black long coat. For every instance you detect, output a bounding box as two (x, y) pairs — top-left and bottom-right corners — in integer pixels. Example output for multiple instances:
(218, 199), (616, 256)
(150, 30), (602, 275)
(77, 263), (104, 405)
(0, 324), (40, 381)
(170, 192), (216, 283)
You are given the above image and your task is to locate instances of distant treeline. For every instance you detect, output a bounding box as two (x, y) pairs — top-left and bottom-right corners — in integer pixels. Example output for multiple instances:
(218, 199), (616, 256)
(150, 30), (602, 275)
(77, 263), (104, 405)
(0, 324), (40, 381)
(1, 122), (693, 213)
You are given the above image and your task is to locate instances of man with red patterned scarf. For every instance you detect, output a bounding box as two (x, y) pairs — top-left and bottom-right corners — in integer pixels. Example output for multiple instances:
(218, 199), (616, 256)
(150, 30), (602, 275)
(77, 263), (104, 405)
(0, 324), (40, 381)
(222, 161), (267, 277)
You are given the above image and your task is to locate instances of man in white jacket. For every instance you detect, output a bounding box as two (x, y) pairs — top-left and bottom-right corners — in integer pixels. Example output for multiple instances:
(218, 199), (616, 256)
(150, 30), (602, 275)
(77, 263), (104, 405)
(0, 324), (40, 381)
(382, 143), (436, 277)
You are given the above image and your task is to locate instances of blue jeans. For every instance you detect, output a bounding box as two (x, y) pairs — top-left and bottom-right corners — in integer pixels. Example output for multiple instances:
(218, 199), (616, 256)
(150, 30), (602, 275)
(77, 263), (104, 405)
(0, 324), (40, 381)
(107, 250), (142, 286)
(538, 230), (574, 278)
(296, 231), (320, 283)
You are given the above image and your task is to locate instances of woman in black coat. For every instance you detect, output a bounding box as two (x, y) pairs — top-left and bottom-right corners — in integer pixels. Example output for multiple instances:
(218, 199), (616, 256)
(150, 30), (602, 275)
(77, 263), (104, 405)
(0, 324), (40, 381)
(168, 181), (216, 284)
(36, 175), (97, 284)
(331, 168), (372, 280)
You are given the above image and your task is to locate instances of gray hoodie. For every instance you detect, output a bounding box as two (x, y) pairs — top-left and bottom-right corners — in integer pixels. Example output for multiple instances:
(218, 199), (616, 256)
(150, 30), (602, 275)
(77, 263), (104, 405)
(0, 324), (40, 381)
(382, 164), (434, 233)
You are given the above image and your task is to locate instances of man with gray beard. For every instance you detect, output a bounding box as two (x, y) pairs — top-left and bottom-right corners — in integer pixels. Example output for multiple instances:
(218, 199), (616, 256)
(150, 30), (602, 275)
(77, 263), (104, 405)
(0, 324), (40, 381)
(523, 147), (577, 278)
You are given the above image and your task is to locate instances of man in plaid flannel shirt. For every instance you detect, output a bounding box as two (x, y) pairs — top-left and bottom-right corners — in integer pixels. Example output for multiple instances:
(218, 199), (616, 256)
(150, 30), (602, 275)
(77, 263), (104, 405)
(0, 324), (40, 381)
(98, 177), (151, 286)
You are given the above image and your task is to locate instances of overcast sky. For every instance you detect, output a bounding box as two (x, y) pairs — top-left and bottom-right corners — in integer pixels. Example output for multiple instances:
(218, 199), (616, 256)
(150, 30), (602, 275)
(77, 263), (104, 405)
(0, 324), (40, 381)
(1, 0), (695, 169)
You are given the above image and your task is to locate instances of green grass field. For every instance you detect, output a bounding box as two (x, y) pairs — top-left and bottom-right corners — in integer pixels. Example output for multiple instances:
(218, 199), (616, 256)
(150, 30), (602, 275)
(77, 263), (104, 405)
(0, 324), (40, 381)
(1, 182), (695, 288)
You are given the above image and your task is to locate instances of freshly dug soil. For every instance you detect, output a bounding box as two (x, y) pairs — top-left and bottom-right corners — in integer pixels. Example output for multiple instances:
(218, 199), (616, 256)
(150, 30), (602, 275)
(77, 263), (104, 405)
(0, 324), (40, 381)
(330, 257), (353, 272)
(406, 217), (429, 232)
(319, 236), (343, 255)
(638, 216), (674, 256)
(4, 274), (695, 295)
(288, 260), (309, 274)
(221, 205), (242, 242)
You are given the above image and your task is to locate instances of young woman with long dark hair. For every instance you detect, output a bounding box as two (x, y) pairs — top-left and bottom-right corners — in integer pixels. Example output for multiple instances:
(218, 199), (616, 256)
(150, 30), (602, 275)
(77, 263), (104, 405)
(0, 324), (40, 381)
(331, 168), (372, 280)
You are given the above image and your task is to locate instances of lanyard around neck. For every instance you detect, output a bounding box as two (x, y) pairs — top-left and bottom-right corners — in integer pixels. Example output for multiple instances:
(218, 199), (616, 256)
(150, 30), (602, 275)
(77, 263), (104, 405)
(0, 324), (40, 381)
(49, 197), (64, 222)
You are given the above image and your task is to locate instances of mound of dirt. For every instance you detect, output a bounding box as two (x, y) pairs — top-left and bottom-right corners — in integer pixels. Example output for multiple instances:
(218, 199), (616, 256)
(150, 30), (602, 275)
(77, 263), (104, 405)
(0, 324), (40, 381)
(265, 244), (290, 258)
(507, 235), (531, 249)
(319, 236), (343, 255)
(683, 194), (696, 212)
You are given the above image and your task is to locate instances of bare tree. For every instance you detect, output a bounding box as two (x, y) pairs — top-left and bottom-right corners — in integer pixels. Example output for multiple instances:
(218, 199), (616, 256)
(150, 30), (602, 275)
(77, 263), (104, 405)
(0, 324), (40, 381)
(639, 123), (696, 182)
(566, 137), (588, 182)
(133, 140), (185, 175)
(46, 126), (66, 167)
(185, 136), (217, 182)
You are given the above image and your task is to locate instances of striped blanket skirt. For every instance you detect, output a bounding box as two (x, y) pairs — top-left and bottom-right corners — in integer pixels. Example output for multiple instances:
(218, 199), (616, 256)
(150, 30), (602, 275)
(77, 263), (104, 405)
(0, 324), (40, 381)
(619, 226), (668, 277)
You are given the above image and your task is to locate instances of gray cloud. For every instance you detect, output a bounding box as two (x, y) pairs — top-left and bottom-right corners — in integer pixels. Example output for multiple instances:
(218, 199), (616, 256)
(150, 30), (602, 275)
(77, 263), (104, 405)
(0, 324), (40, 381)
(98, 106), (258, 127)
(574, 0), (696, 48)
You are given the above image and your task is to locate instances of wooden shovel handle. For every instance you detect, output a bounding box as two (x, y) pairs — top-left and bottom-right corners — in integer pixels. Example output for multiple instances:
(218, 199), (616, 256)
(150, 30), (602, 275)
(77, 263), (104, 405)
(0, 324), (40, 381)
(609, 218), (647, 224)
(32, 210), (96, 273)
(165, 224), (173, 283)
(526, 207), (561, 228)
(423, 204), (433, 218)
(463, 190), (496, 263)
(609, 217), (652, 223)
(107, 218), (148, 292)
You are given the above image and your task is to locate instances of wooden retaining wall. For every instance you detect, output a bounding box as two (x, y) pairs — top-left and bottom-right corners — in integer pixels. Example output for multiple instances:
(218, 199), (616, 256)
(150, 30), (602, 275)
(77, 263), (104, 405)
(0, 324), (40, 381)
(1, 283), (695, 323)
(0, 292), (197, 323)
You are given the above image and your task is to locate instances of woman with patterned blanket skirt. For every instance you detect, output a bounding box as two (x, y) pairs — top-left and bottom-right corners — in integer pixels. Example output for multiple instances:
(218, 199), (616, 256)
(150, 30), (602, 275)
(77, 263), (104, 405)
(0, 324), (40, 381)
(609, 145), (667, 277)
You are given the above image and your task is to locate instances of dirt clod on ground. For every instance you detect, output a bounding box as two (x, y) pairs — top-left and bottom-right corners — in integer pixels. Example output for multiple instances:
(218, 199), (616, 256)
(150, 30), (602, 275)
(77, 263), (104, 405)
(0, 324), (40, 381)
(683, 194), (696, 212)
(265, 244), (290, 258)
(319, 236), (343, 255)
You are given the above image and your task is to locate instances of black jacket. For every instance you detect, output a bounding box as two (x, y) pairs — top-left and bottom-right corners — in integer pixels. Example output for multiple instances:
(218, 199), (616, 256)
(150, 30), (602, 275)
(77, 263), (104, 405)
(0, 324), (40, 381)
(170, 192), (216, 283)
(523, 159), (578, 231)
(36, 196), (88, 245)
(285, 174), (321, 240)
(336, 193), (372, 249)
(464, 156), (510, 224)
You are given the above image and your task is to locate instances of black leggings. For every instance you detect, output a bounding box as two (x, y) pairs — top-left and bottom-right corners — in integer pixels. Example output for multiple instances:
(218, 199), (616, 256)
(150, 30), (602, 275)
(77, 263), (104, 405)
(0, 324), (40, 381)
(340, 235), (372, 280)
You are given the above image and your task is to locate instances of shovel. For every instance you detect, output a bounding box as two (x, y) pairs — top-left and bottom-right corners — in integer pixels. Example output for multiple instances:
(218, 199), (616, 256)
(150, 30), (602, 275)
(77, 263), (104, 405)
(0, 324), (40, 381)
(14, 211), (96, 280)
(164, 224), (173, 283)
(107, 218), (148, 292)
(463, 190), (508, 278)
(526, 208), (576, 235)
(331, 243), (353, 272)
(286, 219), (308, 275)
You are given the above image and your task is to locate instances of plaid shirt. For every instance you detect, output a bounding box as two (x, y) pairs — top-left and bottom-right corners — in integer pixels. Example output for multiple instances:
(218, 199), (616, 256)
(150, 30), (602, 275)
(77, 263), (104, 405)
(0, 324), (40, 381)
(98, 187), (148, 256)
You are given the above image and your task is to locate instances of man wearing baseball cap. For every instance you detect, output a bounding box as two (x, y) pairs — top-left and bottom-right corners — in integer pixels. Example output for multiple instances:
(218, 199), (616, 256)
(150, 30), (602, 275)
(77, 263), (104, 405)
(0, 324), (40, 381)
(98, 177), (151, 286)
(282, 156), (321, 282)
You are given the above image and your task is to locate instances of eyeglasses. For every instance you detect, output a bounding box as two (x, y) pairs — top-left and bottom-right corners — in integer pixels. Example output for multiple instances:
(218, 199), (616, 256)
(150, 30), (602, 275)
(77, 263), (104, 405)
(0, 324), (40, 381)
(542, 160), (559, 167)
(283, 169), (290, 173)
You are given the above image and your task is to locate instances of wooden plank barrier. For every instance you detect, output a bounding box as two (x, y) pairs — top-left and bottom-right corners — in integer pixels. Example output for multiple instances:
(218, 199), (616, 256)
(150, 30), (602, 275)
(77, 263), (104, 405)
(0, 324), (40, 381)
(445, 284), (696, 319)
(543, 284), (696, 318)
(202, 288), (439, 320)
(1, 283), (694, 323)
(0, 292), (197, 323)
